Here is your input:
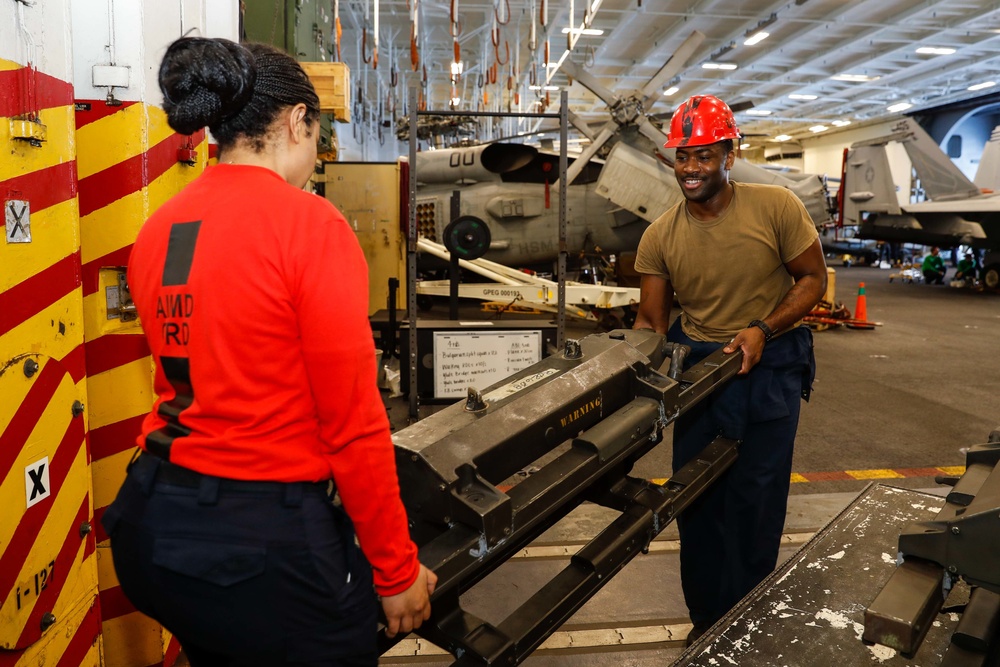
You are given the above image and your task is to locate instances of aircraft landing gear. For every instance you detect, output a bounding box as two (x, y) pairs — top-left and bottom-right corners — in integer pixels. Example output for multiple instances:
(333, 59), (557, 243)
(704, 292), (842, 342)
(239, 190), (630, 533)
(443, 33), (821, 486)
(983, 264), (1000, 290)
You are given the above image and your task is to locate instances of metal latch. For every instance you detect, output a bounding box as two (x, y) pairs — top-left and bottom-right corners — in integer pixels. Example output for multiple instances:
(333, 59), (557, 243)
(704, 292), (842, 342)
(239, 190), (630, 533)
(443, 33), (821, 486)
(105, 270), (137, 321)
(10, 117), (47, 147)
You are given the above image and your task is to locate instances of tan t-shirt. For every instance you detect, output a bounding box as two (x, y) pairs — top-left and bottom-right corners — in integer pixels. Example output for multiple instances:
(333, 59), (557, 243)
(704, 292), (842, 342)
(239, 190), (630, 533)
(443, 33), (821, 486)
(634, 181), (818, 342)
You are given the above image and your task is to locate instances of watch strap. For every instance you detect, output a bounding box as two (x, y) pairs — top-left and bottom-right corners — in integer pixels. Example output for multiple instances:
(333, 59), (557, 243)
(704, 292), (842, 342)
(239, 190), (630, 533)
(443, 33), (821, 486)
(748, 319), (774, 342)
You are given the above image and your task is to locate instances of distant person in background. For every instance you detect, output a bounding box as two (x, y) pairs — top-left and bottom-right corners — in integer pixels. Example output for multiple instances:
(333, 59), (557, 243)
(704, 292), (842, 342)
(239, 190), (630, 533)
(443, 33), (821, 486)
(922, 246), (946, 284)
(954, 251), (979, 285)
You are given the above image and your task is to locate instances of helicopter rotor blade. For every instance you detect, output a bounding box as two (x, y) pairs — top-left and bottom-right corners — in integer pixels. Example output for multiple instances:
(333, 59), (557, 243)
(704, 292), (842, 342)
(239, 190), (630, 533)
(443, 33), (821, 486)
(562, 59), (619, 109)
(636, 115), (675, 164)
(556, 122), (616, 188)
(640, 30), (706, 107)
(568, 109), (597, 142)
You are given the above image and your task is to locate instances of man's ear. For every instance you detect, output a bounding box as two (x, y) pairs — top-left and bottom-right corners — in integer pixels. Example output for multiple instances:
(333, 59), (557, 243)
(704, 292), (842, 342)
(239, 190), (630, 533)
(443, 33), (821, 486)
(725, 149), (736, 170)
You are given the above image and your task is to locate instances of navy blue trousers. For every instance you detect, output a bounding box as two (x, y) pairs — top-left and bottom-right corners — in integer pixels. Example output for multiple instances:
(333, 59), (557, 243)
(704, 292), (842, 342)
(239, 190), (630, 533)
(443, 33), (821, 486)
(102, 453), (378, 666)
(669, 321), (815, 627)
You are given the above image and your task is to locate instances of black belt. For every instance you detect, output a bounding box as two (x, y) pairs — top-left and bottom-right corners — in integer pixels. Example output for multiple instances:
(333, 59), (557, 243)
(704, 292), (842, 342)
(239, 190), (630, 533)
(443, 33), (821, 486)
(135, 450), (332, 497)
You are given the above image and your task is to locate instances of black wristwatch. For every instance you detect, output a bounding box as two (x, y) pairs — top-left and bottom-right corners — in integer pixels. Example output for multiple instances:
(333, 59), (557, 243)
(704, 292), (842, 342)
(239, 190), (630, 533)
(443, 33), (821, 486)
(748, 319), (774, 342)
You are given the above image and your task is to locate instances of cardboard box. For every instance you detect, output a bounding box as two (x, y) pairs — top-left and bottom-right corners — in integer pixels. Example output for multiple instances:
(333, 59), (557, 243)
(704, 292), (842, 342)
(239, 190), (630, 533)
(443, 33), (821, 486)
(299, 61), (351, 123)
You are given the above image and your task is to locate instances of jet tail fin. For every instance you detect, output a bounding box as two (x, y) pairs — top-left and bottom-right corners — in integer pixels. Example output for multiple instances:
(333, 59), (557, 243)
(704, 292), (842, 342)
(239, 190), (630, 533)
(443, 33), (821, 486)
(894, 118), (981, 201)
(973, 125), (1000, 192)
(841, 142), (902, 226)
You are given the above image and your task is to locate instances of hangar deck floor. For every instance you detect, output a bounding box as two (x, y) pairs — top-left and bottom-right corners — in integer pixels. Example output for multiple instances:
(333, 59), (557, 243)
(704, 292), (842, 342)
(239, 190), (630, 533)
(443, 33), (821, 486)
(378, 265), (1000, 667)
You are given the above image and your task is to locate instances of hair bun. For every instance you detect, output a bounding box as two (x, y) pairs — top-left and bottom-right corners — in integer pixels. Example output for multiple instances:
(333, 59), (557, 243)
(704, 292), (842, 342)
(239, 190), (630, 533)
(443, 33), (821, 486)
(159, 37), (256, 135)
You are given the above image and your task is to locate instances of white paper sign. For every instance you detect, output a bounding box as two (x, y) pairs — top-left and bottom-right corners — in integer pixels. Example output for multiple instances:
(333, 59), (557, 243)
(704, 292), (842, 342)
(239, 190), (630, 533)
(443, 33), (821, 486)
(433, 331), (542, 399)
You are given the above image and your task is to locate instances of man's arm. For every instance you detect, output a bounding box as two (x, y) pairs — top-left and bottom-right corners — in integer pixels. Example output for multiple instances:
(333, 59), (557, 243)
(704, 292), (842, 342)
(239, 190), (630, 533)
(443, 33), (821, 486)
(724, 238), (827, 374)
(633, 274), (674, 334)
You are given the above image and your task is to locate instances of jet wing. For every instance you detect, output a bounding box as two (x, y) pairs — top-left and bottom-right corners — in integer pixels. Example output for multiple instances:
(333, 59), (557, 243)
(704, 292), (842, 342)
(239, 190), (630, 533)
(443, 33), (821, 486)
(902, 196), (1000, 213)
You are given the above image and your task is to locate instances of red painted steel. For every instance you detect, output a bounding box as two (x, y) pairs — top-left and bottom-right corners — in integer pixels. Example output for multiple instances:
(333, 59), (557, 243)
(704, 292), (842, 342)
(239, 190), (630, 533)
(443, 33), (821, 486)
(0, 66), (74, 117)
(0, 252), (81, 338)
(84, 334), (149, 377)
(77, 129), (205, 217)
(74, 100), (138, 129)
(0, 161), (78, 215)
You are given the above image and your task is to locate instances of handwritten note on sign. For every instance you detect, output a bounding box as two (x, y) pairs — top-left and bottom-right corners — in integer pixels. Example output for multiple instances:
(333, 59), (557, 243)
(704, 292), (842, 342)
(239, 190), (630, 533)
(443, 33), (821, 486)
(433, 331), (542, 399)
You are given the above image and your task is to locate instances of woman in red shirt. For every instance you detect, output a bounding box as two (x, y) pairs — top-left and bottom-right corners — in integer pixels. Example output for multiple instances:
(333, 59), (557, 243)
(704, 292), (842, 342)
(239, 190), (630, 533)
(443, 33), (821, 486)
(102, 37), (435, 666)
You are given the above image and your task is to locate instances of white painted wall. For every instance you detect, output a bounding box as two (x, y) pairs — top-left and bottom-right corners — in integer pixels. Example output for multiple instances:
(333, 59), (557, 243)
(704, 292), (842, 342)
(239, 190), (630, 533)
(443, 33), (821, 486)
(70, 0), (238, 104)
(1, 0), (74, 82)
(336, 119), (408, 162)
(942, 115), (992, 180)
(71, 0), (141, 101)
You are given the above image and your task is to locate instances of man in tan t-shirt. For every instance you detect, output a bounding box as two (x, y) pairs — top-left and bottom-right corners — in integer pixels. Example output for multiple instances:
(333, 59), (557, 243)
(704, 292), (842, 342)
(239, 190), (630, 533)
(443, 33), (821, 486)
(633, 95), (827, 645)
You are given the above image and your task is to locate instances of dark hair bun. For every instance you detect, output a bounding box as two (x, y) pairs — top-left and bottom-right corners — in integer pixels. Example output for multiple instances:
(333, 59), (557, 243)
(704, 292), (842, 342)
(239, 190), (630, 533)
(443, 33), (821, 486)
(159, 37), (256, 135)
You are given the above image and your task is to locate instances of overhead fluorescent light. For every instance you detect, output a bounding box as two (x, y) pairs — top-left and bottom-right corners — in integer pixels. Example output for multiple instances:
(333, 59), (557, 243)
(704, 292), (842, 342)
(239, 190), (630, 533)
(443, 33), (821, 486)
(561, 27), (605, 36)
(744, 13), (777, 46)
(702, 62), (738, 70)
(775, 134), (792, 141)
(809, 125), (828, 133)
(968, 81), (996, 91)
(745, 109), (772, 116)
(832, 119), (852, 127)
(831, 73), (879, 82)
(663, 86), (679, 96)
(887, 102), (913, 113)
(739, 143), (751, 149)
(528, 85), (560, 91)
(788, 94), (817, 100)
(916, 46), (955, 55)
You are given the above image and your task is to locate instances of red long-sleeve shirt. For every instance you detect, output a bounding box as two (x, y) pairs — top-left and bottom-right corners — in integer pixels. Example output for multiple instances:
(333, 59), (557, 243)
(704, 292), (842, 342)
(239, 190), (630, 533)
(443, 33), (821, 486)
(128, 163), (419, 596)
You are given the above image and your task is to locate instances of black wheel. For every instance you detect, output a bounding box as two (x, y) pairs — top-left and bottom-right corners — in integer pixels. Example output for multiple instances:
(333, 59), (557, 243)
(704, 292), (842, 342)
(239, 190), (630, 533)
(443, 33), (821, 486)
(443, 215), (491, 261)
(983, 264), (1000, 290)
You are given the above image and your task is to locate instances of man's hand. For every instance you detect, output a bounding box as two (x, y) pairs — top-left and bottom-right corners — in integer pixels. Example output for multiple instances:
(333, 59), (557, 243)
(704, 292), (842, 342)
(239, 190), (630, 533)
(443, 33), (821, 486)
(723, 327), (765, 375)
(382, 564), (438, 638)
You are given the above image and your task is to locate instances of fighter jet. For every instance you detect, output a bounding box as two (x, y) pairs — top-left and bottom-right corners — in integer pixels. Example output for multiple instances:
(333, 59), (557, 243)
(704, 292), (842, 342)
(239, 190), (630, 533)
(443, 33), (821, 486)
(973, 125), (1000, 193)
(841, 117), (1000, 287)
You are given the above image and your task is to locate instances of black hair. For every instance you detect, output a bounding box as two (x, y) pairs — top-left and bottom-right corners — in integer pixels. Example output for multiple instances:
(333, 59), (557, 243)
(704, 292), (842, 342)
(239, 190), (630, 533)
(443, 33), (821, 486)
(720, 139), (734, 154)
(158, 37), (320, 151)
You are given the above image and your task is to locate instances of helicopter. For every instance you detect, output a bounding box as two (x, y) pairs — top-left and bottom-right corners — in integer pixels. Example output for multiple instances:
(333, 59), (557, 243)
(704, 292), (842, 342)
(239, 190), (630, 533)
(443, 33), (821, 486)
(413, 141), (643, 267)
(412, 31), (833, 270)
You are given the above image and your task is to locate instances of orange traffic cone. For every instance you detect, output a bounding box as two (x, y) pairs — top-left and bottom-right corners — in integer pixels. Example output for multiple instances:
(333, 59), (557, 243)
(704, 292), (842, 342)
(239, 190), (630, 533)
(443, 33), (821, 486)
(854, 282), (868, 322)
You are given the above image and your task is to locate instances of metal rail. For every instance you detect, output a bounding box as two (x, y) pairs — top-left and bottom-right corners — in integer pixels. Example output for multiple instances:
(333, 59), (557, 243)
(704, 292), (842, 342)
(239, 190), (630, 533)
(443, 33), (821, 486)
(383, 331), (744, 664)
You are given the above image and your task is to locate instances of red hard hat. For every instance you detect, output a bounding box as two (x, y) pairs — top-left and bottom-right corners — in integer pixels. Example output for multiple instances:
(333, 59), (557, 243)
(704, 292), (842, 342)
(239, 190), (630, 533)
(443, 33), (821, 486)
(664, 95), (740, 148)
